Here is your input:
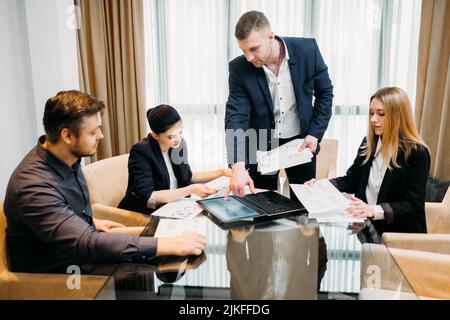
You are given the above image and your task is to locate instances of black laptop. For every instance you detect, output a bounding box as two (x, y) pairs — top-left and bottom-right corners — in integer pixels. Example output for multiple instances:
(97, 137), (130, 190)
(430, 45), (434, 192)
(197, 191), (308, 227)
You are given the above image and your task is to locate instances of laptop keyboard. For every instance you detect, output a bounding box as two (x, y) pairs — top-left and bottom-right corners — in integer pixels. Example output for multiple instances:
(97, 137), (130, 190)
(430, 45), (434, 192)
(242, 193), (288, 214)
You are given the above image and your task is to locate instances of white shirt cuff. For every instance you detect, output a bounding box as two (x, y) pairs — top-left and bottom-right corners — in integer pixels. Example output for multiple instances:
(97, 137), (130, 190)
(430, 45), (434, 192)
(147, 191), (158, 209)
(371, 205), (385, 220)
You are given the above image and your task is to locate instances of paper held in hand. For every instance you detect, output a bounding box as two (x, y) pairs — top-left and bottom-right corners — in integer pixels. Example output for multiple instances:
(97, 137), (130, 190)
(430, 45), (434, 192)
(190, 176), (230, 200)
(204, 176), (230, 198)
(290, 179), (366, 223)
(256, 139), (313, 174)
(191, 176), (258, 200)
(151, 198), (203, 219)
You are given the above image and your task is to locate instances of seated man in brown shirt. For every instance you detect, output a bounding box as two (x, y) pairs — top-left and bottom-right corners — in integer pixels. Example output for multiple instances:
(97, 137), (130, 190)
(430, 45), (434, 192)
(3, 90), (206, 273)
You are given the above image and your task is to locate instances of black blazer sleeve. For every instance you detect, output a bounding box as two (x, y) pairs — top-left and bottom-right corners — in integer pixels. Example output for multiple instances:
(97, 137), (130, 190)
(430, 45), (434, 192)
(128, 143), (156, 202)
(225, 59), (251, 165)
(307, 39), (334, 140)
(329, 137), (367, 193)
(10, 181), (157, 267)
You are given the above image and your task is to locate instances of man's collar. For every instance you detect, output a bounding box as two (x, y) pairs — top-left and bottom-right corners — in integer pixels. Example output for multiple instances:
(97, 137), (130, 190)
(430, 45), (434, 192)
(275, 36), (290, 61)
(36, 135), (81, 179)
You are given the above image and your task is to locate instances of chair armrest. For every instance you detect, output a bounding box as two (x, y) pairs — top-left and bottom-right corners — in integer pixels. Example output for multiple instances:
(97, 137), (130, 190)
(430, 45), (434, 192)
(389, 247), (450, 299)
(360, 243), (415, 294)
(425, 202), (449, 233)
(382, 233), (450, 255)
(109, 226), (145, 236)
(92, 203), (150, 227)
(359, 288), (418, 300)
(0, 272), (113, 300)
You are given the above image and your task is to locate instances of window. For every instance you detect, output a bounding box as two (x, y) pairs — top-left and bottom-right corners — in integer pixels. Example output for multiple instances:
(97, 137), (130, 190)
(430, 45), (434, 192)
(144, 0), (421, 174)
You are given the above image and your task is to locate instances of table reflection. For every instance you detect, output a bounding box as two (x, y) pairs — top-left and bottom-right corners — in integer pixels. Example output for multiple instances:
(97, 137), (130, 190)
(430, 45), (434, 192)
(226, 218), (327, 299)
(94, 214), (414, 300)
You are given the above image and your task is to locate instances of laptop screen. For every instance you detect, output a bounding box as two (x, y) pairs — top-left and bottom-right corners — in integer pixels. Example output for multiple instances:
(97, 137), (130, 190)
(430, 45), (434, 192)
(198, 197), (261, 223)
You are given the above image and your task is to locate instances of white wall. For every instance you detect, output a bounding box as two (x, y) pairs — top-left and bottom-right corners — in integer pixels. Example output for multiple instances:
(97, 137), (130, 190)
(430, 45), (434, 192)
(0, 0), (79, 198)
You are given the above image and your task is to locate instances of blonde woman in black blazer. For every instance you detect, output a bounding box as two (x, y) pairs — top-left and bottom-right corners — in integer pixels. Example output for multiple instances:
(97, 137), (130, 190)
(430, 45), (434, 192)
(119, 105), (230, 215)
(306, 87), (430, 234)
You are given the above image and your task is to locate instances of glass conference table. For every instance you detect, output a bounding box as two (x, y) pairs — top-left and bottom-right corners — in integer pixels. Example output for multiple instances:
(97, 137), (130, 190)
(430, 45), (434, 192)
(95, 196), (418, 300)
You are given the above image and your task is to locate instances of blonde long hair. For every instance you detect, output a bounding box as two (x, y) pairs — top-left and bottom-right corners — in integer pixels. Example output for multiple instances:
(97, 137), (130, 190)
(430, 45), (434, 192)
(363, 87), (427, 169)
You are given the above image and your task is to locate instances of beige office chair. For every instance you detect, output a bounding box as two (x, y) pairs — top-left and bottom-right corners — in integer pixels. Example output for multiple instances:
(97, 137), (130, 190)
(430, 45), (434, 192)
(316, 138), (338, 179)
(375, 187), (450, 299)
(360, 243), (450, 299)
(359, 243), (418, 300)
(0, 201), (115, 300)
(387, 246), (450, 299)
(424, 185), (450, 234)
(82, 154), (149, 234)
(381, 186), (450, 249)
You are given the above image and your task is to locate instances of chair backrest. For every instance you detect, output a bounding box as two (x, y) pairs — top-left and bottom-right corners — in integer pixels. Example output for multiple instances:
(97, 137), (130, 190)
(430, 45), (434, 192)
(316, 139), (338, 179)
(0, 201), (10, 274)
(443, 185), (450, 211)
(83, 154), (129, 207)
(426, 186), (450, 233)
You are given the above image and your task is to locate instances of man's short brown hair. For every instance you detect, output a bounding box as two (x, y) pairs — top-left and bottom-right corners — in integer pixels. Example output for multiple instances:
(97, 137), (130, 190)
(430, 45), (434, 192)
(43, 90), (105, 143)
(235, 11), (271, 40)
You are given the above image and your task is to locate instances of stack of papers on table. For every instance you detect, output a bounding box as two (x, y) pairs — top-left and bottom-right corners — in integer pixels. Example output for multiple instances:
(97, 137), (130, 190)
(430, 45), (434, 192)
(151, 198), (208, 238)
(256, 139), (313, 175)
(290, 179), (365, 223)
(154, 216), (208, 238)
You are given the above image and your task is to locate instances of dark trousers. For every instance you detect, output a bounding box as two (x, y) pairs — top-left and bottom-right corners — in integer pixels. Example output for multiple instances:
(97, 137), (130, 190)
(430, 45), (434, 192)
(252, 135), (317, 201)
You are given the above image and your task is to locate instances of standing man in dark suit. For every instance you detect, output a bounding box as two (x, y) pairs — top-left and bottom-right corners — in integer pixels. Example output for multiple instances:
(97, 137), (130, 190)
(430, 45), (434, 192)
(225, 11), (333, 197)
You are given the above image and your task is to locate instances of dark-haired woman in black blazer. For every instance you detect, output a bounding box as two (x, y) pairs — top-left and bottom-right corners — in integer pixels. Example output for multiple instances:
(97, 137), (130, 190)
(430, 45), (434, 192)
(306, 87), (430, 234)
(118, 105), (230, 215)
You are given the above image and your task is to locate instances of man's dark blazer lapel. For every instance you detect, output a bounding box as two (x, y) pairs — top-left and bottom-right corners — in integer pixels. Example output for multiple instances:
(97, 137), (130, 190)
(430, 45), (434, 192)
(255, 67), (274, 116)
(284, 37), (301, 105)
(281, 36), (308, 131)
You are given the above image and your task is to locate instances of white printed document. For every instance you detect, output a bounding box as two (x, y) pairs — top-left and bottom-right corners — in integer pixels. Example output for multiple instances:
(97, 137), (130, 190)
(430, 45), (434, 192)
(154, 216), (208, 238)
(256, 139), (313, 174)
(151, 198), (203, 219)
(204, 176), (230, 197)
(189, 176), (230, 200)
(290, 180), (365, 223)
(191, 177), (261, 200)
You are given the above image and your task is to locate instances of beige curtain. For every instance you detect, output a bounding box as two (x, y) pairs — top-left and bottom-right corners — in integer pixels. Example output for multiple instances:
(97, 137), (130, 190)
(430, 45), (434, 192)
(75, 0), (147, 162)
(415, 0), (450, 180)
